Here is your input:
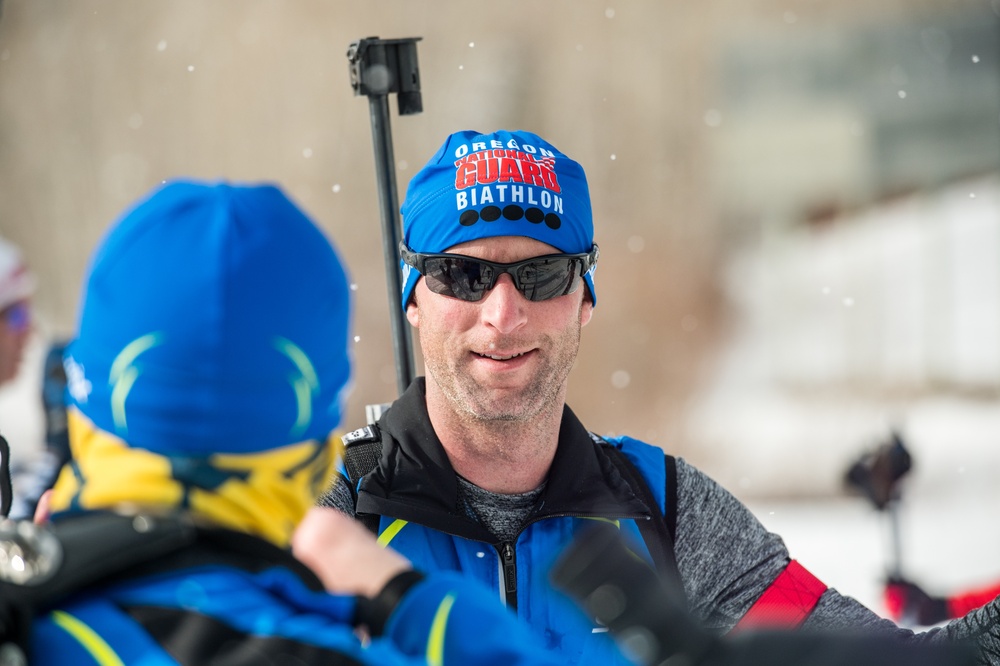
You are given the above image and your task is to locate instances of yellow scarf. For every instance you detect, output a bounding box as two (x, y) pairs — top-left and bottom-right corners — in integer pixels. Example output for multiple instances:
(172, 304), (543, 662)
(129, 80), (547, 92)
(50, 407), (342, 548)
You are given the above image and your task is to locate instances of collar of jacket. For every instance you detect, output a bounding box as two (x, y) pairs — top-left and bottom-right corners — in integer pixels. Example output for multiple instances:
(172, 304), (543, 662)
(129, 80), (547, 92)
(356, 378), (652, 542)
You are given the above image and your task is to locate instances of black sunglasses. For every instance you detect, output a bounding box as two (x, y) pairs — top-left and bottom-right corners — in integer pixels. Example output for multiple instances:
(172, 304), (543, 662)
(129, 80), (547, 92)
(400, 242), (599, 303)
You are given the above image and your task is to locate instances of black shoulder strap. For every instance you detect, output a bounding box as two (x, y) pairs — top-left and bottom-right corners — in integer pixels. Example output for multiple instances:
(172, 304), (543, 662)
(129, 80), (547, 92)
(341, 424), (384, 535)
(0, 513), (325, 660)
(0, 512), (197, 659)
(600, 441), (685, 605)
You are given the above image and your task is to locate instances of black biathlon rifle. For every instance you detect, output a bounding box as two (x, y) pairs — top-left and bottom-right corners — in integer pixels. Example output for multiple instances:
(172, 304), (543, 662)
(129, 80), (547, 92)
(347, 36), (423, 422)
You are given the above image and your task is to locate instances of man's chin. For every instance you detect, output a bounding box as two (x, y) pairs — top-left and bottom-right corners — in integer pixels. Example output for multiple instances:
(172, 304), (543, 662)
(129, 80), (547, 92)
(461, 391), (544, 423)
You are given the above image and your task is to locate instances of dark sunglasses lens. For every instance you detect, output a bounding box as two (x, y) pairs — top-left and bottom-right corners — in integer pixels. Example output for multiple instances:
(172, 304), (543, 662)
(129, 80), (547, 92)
(516, 258), (582, 301)
(423, 257), (494, 302)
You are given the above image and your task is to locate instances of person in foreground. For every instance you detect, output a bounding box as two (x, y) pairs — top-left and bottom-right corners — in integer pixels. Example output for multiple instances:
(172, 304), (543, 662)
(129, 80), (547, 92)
(318, 129), (1000, 664)
(17, 179), (566, 665)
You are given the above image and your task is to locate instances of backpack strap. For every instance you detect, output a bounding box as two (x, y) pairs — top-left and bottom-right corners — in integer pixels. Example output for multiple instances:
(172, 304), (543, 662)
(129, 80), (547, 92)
(597, 437), (685, 605)
(341, 424), (384, 535)
(0, 512), (198, 660)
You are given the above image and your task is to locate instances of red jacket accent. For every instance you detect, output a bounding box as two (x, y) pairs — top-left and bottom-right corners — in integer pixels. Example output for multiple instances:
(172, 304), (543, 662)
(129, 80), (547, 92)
(732, 560), (827, 631)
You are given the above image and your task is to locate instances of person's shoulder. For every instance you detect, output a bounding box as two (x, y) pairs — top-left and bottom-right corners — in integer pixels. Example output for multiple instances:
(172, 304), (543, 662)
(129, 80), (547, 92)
(672, 456), (718, 487)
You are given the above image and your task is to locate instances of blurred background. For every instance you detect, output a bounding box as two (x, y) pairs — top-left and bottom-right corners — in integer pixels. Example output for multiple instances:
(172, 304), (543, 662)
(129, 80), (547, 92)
(1, 0), (998, 614)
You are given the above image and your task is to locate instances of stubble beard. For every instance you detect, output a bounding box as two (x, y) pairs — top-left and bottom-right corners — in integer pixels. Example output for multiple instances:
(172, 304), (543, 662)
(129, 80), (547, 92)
(423, 325), (582, 429)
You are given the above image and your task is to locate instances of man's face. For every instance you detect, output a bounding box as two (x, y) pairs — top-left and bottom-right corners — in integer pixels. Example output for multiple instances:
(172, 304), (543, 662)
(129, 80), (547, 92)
(0, 300), (31, 386)
(406, 236), (593, 424)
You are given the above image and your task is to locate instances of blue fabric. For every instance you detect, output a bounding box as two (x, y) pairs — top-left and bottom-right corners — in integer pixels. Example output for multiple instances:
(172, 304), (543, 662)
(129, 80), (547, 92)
(30, 561), (566, 665)
(399, 130), (596, 309)
(32, 596), (177, 665)
(375, 437), (670, 666)
(612, 435), (668, 513)
(387, 571), (566, 665)
(378, 515), (647, 664)
(31, 566), (366, 664)
(65, 180), (353, 455)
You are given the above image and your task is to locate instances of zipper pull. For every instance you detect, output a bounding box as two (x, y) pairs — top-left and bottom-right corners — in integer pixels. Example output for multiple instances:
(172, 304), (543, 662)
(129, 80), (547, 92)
(502, 542), (517, 596)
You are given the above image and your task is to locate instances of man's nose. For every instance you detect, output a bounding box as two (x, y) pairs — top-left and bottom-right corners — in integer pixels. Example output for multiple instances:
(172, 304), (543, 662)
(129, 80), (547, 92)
(479, 274), (528, 334)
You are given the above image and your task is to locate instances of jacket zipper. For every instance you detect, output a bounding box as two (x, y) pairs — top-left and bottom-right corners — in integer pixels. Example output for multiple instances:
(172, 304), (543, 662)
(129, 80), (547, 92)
(492, 513), (649, 612)
(497, 542), (518, 609)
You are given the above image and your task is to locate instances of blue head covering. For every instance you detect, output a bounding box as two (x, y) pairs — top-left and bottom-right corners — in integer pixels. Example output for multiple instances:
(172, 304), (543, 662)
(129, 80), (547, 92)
(65, 180), (352, 455)
(399, 129), (596, 310)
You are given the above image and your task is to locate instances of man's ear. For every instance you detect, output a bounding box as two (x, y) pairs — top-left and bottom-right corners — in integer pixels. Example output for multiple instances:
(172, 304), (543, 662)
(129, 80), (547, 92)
(580, 297), (594, 328)
(405, 299), (419, 327)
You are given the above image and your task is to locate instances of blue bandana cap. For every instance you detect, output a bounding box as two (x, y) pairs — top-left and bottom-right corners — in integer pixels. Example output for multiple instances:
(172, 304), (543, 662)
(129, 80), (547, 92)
(65, 180), (353, 456)
(399, 129), (596, 310)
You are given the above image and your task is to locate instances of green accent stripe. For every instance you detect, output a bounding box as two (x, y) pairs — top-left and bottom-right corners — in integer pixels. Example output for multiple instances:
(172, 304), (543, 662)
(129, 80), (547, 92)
(426, 593), (456, 666)
(273, 337), (319, 437)
(108, 333), (162, 433)
(376, 518), (408, 547)
(582, 516), (621, 529)
(51, 610), (126, 666)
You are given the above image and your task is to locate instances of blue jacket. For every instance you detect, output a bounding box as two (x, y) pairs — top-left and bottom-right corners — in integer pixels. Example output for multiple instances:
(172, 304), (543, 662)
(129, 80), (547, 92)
(352, 380), (671, 665)
(24, 515), (567, 665)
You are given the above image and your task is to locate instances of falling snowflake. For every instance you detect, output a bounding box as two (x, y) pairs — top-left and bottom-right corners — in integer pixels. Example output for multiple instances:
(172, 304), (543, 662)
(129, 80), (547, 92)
(157, 40), (167, 52)
(187, 65), (195, 72)
(332, 184), (341, 193)
(898, 90), (907, 99)
(302, 148), (313, 159)
(972, 55), (980, 63)
(611, 370), (630, 389)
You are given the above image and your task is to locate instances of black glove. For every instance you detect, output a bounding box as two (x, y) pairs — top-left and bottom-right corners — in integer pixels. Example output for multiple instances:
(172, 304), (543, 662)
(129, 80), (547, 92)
(884, 576), (949, 626)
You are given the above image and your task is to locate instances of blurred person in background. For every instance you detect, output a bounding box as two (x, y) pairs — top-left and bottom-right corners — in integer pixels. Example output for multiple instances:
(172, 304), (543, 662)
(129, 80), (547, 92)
(0, 235), (71, 520)
(0, 235), (35, 516)
(8, 179), (571, 665)
(316, 129), (1000, 664)
(885, 575), (1000, 627)
(0, 236), (34, 389)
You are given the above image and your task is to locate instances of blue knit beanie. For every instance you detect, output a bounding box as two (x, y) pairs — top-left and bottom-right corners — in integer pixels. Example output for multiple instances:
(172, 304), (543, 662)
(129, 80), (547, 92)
(399, 130), (596, 309)
(65, 180), (352, 455)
